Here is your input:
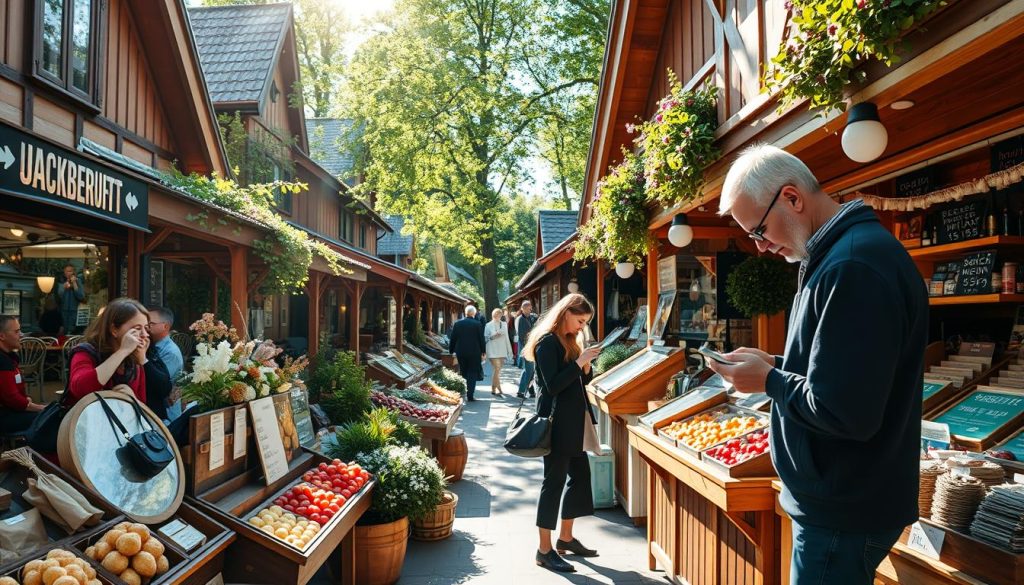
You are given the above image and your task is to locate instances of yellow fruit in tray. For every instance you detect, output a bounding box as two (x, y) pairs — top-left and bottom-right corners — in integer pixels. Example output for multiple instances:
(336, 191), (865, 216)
(41, 566), (66, 585)
(101, 551), (128, 575)
(248, 516), (265, 528)
(142, 537), (165, 558)
(132, 551), (157, 578)
(116, 532), (143, 556)
(91, 542), (111, 560)
(50, 577), (79, 585)
(64, 565), (87, 584)
(23, 560), (43, 576)
(118, 568), (142, 585)
(128, 523), (151, 543)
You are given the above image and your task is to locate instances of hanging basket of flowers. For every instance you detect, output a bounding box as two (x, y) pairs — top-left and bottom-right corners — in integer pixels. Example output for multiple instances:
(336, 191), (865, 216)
(574, 149), (652, 267)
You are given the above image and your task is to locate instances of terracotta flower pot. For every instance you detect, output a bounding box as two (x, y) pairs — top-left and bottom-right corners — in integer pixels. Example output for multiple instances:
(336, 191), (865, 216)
(354, 516), (409, 585)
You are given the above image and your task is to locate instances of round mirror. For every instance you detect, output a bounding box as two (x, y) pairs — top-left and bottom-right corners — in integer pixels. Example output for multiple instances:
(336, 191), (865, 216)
(58, 391), (184, 524)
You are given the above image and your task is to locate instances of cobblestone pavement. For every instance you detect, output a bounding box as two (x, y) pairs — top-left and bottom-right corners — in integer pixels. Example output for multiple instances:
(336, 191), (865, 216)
(397, 362), (668, 584)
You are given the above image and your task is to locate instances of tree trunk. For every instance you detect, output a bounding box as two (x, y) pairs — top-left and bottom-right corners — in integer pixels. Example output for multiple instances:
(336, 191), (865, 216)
(480, 236), (499, 312)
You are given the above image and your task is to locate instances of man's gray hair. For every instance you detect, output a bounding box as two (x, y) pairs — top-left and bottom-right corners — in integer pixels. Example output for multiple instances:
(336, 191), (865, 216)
(465, 305), (477, 317)
(719, 144), (821, 216)
(148, 306), (174, 326)
(520, 300), (532, 309)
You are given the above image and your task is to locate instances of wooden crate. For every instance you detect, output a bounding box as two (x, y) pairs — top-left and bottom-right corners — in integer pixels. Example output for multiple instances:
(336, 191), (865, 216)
(877, 519), (1024, 584)
(700, 428), (773, 478)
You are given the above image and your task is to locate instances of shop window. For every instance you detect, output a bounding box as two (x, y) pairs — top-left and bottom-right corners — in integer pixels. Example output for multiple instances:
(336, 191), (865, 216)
(359, 223), (367, 249)
(35, 0), (101, 106)
(271, 163), (293, 214)
(339, 209), (354, 243)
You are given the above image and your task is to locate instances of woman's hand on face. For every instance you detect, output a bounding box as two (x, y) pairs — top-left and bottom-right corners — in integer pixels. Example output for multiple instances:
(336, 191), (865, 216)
(576, 345), (601, 369)
(134, 334), (150, 363)
(118, 329), (142, 355)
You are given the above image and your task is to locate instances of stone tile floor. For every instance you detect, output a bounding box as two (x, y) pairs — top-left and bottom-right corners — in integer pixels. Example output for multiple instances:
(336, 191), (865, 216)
(395, 363), (668, 584)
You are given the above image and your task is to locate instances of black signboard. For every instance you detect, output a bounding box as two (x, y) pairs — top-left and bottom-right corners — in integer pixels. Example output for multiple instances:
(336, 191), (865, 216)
(894, 167), (934, 198)
(0, 122), (148, 230)
(992, 136), (1024, 172)
(954, 250), (997, 296)
(935, 199), (988, 245)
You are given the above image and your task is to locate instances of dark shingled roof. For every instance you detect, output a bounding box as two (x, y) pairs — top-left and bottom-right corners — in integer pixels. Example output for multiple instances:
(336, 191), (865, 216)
(538, 210), (577, 255)
(378, 216), (414, 257)
(188, 4), (291, 104)
(447, 263), (478, 287)
(306, 119), (357, 184)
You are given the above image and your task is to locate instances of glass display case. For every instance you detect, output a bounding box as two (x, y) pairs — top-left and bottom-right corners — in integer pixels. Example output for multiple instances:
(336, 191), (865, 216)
(591, 347), (677, 396)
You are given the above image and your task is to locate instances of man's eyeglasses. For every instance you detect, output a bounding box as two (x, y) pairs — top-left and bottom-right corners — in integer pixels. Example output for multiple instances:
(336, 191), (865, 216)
(747, 185), (787, 242)
(145, 322), (167, 331)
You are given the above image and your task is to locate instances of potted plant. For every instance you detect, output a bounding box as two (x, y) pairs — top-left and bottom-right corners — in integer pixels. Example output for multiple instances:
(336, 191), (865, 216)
(352, 444), (447, 585)
(307, 346), (373, 425)
(725, 256), (797, 318)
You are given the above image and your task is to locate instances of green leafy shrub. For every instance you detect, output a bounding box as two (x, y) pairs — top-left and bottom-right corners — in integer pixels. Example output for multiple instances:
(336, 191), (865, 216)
(328, 407), (421, 462)
(310, 347), (373, 424)
(356, 445), (446, 524)
(429, 368), (467, 397)
(594, 343), (641, 376)
(726, 256), (798, 317)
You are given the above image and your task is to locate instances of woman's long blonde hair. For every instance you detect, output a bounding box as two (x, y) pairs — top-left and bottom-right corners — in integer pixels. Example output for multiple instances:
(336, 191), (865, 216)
(521, 293), (594, 363)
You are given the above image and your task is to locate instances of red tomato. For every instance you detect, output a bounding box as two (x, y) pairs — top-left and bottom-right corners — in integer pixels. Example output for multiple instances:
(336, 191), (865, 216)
(310, 513), (323, 524)
(284, 505), (295, 513)
(322, 509), (334, 520)
(332, 458), (342, 466)
(296, 506), (308, 515)
(328, 503), (340, 513)
(341, 489), (352, 498)
(318, 462), (328, 471)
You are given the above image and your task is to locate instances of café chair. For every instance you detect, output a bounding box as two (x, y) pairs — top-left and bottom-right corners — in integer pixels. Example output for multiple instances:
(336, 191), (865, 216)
(60, 335), (86, 386)
(18, 337), (47, 401)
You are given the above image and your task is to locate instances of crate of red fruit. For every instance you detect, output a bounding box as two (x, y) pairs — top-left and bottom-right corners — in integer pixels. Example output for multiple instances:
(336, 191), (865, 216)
(371, 390), (462, 440)
(700, 428), (774, 478)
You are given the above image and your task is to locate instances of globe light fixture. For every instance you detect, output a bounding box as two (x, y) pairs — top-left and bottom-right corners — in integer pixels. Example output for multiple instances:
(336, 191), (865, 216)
(615, 261), (635, 279)
(9, 228), (23, 237)
(37, 276), (55, 294)
(668, 213), (694, 248)
(841, 102), (888, 163)
(567, 279), (580, 293)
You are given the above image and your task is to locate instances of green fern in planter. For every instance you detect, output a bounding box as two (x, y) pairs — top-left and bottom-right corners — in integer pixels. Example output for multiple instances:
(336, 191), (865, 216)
(594, 343), (641, 376)
(725, 256), (798, 318)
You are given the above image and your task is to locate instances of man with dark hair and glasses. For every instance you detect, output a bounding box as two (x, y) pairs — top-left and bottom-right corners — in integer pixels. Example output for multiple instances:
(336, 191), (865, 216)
(708, 144), (927, 585)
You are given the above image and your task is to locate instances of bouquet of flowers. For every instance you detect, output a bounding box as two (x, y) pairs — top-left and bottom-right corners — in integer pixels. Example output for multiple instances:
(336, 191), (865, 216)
(181, 313), (309, 412)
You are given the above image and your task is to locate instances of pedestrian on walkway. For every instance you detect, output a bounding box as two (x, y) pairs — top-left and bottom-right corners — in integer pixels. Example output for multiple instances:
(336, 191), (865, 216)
(449, 306), (486, 401)
(514, 301), (537, 399)
(521, 293), (602, 573)
(484, 308), (513, 396)
(709, 145), (927, 585)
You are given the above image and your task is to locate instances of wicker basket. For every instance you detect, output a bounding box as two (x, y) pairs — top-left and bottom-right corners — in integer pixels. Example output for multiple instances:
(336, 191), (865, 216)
(411, 491), (459, 541)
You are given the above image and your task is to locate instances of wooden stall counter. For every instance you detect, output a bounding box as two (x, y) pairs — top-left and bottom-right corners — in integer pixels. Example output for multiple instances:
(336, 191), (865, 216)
(629, 424), (779, 585)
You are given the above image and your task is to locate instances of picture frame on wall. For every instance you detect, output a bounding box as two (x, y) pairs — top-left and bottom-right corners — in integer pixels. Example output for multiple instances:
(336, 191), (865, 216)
(1, 290), (20, 316)
(651, 291), (677, 340)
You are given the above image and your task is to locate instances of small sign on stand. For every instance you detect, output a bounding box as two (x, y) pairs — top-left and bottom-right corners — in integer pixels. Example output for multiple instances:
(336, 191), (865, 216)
(249, 396), (289, 485)
(907, 521), (945, 560)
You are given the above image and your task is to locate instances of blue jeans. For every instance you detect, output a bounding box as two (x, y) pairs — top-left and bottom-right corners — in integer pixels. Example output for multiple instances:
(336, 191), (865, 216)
(791, 520), (903, 585)
(518, 357), (535, 395)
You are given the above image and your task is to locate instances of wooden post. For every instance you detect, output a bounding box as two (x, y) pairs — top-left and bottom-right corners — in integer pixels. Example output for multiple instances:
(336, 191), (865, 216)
(394, 285), (406, 350)
(349, 282), (363, 362)
(229, 246), (248, 336)
(308, 273), (322, 358)
(126, 231), (143, 299)
(756, 311), (787, 355)
(597, 262), (606, 340)
(646, 248), (658, 346)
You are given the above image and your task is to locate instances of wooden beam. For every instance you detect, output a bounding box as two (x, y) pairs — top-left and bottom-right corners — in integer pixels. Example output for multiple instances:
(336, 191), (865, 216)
(308, 272), (322, 358)
(646, 248), (658, 347)
(597, 261), (606, 340)
(229, 246), (248, 335)
(349, 282), (363, 362)
(395, 285), (406, 350)
(248, 267), (270, 295)
(202, 257), (230, 285)
(155, 250), (228, 260)
(141, 227), (173, 255)
(126, 231), (143, 299)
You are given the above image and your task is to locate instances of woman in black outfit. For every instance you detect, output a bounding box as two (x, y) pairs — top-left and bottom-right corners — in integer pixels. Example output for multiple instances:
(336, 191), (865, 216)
(521, 293), (603, 573)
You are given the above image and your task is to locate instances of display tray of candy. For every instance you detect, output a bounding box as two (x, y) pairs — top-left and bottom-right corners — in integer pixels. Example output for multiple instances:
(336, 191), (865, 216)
(242, 460), (372, 552)
(658, 405), (768, 458)
(700, 428), (775, 478)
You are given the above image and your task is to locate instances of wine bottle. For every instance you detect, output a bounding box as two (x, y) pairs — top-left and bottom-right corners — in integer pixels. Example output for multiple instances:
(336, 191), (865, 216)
(1004, 207), (1012, 236)
(988, 207), (997, 237)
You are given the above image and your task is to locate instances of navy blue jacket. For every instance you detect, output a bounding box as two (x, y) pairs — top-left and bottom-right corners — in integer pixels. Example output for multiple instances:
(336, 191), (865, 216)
(766, 205), (928, 532)
(449, 317), (485, 360)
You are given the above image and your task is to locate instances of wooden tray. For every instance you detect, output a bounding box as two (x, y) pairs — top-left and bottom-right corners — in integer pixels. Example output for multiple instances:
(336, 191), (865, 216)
(72, 523), (187, 585)
(399, 403), (462, 441)
(889, 518), (1024, 585)
(922, 379), (957, 416)
(700, 428), (774, 478)
(667, 404), (769, 459)
(1, 539), (118, 585)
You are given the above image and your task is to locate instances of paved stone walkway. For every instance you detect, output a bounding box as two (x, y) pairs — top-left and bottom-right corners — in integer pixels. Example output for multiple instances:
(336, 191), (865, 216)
(397, 363), (667, 584)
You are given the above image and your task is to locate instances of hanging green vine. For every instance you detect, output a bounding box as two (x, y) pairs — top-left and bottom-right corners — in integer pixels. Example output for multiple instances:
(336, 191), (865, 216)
(767, 0), (945, 114)
(574, 150), (652, 267)
(632, 70), (719, 207)
(163, 170), (352, 294)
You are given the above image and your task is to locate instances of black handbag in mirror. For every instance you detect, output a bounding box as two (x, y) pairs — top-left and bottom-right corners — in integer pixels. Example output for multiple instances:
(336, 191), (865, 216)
(95, 394), (174, 478)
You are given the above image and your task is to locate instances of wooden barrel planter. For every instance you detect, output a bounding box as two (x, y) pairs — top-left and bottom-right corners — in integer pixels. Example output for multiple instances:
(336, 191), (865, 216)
(354, 516), (409, 585)
(436, 427), (468, 481)
(412, 491), (459, 541)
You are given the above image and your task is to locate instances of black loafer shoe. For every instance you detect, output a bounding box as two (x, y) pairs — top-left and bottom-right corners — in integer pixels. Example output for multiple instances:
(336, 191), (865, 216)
(536, 549), (575, 572)
(556, 537), (598, 557)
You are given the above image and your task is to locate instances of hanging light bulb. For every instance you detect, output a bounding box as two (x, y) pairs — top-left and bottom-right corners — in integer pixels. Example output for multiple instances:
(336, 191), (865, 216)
(9, 228), (23, 237)
(615, 261), (635, 279)
(841, 102), (888, 163)
(668, 214), (694, 247)
(37, 276), (55, 294)
(567, 278), (580, 293)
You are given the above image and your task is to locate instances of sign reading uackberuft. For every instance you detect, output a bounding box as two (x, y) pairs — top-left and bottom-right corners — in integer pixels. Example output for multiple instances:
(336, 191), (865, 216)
(0, 123), (148, 230)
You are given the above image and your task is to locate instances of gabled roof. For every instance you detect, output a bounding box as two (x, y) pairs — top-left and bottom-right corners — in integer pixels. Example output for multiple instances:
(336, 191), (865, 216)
(447, 263), (479, 287)
(188, 3), (292, 104)
(306, 119), (358, 184)
(378, 216), (415, 257)
(537, 210), (577, 256)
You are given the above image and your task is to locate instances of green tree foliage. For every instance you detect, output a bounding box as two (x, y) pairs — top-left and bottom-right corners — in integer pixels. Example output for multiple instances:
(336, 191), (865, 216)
(341, 0), (608, 310)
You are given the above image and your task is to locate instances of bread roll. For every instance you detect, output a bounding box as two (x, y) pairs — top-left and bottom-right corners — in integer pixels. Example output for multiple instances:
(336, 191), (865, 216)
(115, 532), (143, 556)
(101, 551), (128, 575)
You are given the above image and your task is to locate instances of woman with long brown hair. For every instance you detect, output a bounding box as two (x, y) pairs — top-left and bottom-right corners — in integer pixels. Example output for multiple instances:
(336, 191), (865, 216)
(67, 298), (150, 405)
(521, 293), (603, 573)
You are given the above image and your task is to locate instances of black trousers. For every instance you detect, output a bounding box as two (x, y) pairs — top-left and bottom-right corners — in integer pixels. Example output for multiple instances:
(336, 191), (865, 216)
(536, 452), (594, 530)
(457, 354), (480, 398)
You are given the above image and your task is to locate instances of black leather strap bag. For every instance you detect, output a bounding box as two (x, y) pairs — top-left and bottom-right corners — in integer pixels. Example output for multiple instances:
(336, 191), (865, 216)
(95, 394), (174, 478)
(503, 398), (552, 458)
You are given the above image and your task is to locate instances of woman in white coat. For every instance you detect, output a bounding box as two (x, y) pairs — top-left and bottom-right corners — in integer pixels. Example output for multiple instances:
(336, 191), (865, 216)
(484, 308), (514, 395)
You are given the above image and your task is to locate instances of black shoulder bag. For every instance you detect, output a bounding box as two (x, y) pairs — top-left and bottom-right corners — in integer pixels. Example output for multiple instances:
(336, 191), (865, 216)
(26, 387), (69, 453)
(503, 360), (556, 458)
(94, 394), (174, 478)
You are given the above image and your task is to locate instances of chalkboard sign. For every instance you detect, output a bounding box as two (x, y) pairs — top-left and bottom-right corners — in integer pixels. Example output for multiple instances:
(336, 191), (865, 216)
(894, 167), (934, 198)
(992, 136), (1024, 172)
(935, 199), (988, 244)
(954, 250), (996, 296)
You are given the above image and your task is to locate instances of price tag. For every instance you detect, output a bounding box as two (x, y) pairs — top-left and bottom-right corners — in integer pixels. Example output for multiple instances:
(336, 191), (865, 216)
(921, 420), (951, 452)
(249, 396), (289, 485)
(3, 514), (25, 526)
(907, 521), (945, 560)
(1014, 473), (1024, 484)
(208, 411), (225, 471)
(233, 407), (247, 460)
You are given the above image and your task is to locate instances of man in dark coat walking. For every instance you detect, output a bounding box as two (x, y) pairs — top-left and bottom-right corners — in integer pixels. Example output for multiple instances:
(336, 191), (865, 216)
(449, 306), (486, 401)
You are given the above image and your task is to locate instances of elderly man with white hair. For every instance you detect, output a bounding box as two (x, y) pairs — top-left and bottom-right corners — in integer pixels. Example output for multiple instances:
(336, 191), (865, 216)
(707, 144), (927, 585)
(449, 304), (487, 401)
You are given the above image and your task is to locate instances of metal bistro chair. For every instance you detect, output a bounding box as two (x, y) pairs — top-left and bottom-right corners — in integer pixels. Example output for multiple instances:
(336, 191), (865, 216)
(37, 336), (62, 382)
(18, 337), (47, 402)
(60, 335), (86, 386)
(170, 331), (194, 372)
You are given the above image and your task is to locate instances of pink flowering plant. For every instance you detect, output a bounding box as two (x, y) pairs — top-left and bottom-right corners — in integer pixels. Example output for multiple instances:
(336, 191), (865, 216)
(767, 0), (945, 114)
(632, 71), (718, 207)
(180, 313), (309, 412)
(574, 150), (652, 267)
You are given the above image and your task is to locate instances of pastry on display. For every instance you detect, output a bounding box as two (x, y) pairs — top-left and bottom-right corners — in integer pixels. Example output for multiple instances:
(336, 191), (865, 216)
(247, 505), (322, 550)
(919, 460), (945, 519)
(86, 522), (171, 583)
(18, 549), (100, 585)
(931, 472), (987, 531)
(661, 408), (765, 451)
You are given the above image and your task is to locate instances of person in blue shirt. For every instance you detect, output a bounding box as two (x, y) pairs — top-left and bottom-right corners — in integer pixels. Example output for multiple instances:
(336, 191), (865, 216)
(57, 264), (85, 334)
(146, 306), (184, 421)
